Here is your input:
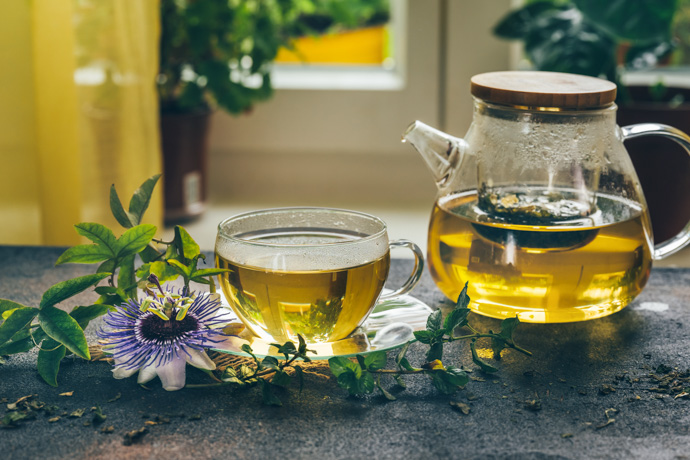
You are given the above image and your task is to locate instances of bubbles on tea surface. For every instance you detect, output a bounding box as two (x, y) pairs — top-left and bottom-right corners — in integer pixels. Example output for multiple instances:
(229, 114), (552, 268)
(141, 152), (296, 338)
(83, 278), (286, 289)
(252, 232), (354, 245)
(216, 228), (389, 271)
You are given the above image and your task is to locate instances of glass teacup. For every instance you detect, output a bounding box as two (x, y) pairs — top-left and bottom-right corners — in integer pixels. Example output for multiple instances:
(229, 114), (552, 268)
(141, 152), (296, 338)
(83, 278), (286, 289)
(215, 207), (424, 344)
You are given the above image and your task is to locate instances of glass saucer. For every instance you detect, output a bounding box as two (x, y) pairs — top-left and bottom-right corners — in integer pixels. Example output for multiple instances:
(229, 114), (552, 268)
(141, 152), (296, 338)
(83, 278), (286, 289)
(211, 289), (433, 360)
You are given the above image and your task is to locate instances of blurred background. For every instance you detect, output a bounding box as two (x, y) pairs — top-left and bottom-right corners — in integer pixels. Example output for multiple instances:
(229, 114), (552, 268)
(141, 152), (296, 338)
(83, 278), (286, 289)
(2, 0), (690, 266)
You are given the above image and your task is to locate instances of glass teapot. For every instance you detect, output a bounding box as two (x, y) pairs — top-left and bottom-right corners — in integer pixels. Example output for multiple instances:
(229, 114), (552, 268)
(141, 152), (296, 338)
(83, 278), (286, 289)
(403, 71), (690, 323)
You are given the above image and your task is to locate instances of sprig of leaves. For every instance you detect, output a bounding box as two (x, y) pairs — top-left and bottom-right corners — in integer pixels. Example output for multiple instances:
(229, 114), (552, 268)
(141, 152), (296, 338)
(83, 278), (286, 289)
(189, 335), (315, 406)
(188, 285), (529, 405)
(328, 283), (530, 399)
(0, 273), (109, 386)
(0, 174), (228, 387)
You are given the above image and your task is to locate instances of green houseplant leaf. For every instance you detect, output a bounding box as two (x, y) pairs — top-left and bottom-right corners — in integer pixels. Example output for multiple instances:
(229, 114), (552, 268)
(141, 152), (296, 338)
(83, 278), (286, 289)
(493, 1), (565, 39)
(573, 0), (678, 43)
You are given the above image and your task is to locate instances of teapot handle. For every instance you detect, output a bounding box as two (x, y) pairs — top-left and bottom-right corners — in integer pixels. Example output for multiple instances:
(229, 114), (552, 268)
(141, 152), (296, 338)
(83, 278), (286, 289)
(621, 123), (690, 260)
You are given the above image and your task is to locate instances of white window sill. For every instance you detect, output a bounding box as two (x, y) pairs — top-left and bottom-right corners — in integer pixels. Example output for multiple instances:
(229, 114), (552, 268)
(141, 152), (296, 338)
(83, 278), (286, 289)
(621, 67), (690, 89)
(271, 65), (405, 91)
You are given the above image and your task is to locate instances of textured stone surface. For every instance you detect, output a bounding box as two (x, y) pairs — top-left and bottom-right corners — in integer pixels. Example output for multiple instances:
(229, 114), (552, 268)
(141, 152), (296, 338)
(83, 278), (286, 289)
(1, 246), (689, 459)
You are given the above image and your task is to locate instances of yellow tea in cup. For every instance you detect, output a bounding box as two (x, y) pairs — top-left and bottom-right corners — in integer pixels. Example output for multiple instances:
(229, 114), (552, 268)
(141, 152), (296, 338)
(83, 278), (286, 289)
(215, 208), (423, 344)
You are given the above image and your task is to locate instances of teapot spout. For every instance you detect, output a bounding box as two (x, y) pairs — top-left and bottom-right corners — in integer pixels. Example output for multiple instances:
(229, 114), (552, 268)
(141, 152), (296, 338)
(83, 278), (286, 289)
(402, 120), (467, 188)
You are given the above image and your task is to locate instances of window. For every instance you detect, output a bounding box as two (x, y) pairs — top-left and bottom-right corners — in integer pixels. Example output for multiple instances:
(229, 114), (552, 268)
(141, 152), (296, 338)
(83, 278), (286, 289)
(207, 1), (515, 207)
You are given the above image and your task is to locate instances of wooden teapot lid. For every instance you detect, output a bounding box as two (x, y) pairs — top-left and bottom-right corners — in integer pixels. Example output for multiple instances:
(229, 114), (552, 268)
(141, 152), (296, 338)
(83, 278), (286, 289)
(470, 71), (617, 109)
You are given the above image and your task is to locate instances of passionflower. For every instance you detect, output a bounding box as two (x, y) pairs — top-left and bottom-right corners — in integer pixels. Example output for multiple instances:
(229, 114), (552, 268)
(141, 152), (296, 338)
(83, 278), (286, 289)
(98, 281), (228, 391)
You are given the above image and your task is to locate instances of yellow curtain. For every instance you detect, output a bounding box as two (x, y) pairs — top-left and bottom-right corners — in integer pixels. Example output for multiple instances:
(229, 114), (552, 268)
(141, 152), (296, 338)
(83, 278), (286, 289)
(0, 0), (162, 246)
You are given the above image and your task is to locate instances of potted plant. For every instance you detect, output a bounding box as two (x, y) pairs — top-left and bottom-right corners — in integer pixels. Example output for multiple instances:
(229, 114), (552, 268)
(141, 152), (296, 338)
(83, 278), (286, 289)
(493, 0), (690, 242)
(158, 0), (306, 222)
(275, 0), (391, 65)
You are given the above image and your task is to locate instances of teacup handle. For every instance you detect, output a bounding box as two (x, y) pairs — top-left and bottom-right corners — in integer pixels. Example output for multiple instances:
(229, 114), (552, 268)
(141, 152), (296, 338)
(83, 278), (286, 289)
(621, 123), (690, 260)
(378, 239), (425, 301)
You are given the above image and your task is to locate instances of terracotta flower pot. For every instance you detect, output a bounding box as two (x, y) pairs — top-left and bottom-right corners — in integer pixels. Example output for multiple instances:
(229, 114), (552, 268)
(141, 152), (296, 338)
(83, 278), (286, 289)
(160, 109), (211, 223)
(618, 87), (690, 243)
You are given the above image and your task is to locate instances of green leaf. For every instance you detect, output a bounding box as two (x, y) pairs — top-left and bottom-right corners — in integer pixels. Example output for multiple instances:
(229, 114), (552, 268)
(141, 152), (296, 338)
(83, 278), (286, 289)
(455, 282), (471, 309)
(445, 366), (470, 386)
(426, 342), (444, 362)
(40, 273), (109, 309)
(376, 377), (397, 401)
(394, 374), (407, 389)
(37, 338), (66, 387)
(493, 1), (564, 39)
(55, 245), (114, 265)
(296, 334), (313, 357)
(413, 330), (433, 344)
(523, 8), (616, 78)
(395, 342), (410, 364)
(270, 341), (297, 360)
(356, 354), (367, 370)
(431, 367), (469, 395)
(491, 316), (521, 359)
(499, 316), (520, 340)
(625, 40), (675, 71)
(470, 340), (499, 373)
(240, 344), (256, 358)
(191, 268), (233, 278)
(0, 299), (28, 316)
(357, 372), (375, 395)
(74, 222), (118, 251)
(69, 305), (111, 329)
(364, 351), (387, 371)
(0, 307), (37, 347)
(329, 357), (361, 378)
(167, 259), (192, 278)
(140, 245), (163, 264)
(116, 224), (157, 259)
(294, 365), (304, 395)
(261, 356), (280, 371)
(140, 260), (179, 283)
(0, 336), (35, 355)
(398, 357), (415, 372)
(260, 380), (282, 406)
(128, 174), (161, 225)
(444, 307), (470, 335)
(174, 226), (200, 261)
(118, 254), (137, 298)
(97, 259), (117, 274)
(110, 184), (136, 228)
(573, 0), (677, 43)
(271, 370), (291, 388)
(426, 309), (443, 332)
(38, 306), (90, 360)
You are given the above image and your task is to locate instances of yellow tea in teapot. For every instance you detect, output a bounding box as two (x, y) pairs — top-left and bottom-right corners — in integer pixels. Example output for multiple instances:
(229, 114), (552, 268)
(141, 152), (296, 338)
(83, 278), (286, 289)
(427, 188), (653, 322)
(216, 244), (390, 344)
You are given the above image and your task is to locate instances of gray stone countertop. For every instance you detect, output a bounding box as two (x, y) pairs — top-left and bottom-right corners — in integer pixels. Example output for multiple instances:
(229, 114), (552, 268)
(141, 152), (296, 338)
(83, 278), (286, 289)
(1, 245), (689, 459)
